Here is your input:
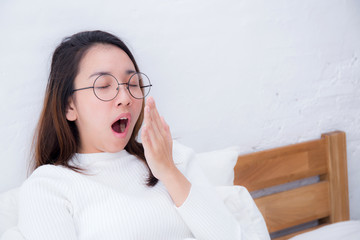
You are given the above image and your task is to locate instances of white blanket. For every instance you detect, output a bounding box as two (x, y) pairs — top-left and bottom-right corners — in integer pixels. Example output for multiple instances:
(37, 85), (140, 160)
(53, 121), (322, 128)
(289, 220), (360, 240)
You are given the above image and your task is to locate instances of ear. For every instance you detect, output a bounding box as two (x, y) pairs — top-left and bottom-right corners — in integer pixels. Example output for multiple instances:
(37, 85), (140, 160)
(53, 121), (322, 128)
(66, 97), (78, 121)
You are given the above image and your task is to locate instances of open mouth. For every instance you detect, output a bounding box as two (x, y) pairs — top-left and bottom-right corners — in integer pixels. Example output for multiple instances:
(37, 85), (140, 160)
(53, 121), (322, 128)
(111, 117), (128, 133)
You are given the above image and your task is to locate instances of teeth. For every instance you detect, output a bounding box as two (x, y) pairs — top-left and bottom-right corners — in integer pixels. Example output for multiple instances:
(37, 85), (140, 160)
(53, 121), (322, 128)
(120, 117), (127, 120)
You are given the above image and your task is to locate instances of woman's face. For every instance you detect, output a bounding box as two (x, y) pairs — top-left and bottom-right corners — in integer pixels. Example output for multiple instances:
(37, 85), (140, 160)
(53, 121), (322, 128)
(66, 44), (143, 153)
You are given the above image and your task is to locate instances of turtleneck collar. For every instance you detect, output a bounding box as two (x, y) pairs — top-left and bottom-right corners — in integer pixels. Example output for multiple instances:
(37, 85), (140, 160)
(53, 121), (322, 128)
(70, 150), (133, 168)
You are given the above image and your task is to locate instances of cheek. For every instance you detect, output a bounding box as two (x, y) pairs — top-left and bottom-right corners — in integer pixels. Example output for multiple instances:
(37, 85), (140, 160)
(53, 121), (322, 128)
(77, 100), (110, 128)
(133, 100), (144, 119)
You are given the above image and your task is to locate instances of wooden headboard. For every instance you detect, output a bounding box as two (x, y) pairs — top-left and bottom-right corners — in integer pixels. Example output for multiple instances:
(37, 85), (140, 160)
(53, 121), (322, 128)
(233, 131), (350, 240)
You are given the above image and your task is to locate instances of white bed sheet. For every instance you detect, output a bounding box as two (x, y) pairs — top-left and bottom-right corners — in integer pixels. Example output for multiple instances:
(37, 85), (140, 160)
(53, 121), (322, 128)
(289, 220), (360, 240)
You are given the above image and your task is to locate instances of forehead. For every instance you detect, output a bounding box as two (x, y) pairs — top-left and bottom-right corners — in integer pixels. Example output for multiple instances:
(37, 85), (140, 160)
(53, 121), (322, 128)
(78, 44), (135, 74)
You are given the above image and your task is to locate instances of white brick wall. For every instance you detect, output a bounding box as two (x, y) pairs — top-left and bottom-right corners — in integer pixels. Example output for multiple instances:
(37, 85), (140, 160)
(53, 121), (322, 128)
(0, 0), (359, 219)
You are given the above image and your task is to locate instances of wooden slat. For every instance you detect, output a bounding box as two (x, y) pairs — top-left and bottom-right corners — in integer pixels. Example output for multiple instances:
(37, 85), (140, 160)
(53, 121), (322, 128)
(254, 182), (330, 233)
(234, 139), (328, 191)
(232, 131), (349, 238)
(273, 223), (330, 240)
(322, 131), (350, 223)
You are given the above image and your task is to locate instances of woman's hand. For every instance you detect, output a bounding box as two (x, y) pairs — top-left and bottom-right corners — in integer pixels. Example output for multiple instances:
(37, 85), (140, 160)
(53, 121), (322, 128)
(141, 96), (191, 207)
(141, 96), (176, 180)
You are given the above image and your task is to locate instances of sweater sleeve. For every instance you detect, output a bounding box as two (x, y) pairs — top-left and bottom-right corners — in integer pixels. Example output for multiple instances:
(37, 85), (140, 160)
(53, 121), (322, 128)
(173, 145), (242, 240)
(17, 166), (77, 240)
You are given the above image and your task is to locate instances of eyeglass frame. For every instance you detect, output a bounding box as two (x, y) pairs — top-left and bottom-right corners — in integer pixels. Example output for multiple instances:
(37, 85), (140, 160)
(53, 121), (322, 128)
(72, 72), (152, 101)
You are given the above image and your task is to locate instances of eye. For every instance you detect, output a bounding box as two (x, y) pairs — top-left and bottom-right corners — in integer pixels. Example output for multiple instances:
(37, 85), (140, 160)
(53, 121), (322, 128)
(96, 84), (111, 90)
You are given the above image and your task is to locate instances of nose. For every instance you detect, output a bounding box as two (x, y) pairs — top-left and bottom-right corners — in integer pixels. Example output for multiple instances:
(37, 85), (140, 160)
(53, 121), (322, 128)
(115, 84), (132, 107)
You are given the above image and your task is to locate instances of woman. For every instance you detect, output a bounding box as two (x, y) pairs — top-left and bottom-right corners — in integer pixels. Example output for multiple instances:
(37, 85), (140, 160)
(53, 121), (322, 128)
(10, 30), (241, 239)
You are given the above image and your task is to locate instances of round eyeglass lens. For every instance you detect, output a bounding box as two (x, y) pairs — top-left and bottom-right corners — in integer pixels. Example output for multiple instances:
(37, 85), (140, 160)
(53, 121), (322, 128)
(93, 75), (118, 101)
(128, 72), (152, 99)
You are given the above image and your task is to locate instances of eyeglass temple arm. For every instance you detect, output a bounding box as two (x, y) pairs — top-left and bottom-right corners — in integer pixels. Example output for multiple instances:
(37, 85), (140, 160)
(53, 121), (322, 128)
(140, 84), (152, 88)
(72, 86), (94, 92)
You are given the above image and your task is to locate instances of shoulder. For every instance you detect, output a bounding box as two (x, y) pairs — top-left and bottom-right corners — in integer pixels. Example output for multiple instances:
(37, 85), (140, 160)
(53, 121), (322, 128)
(26, 164), (77, 184)
(31, 164), (74, 176)
(20, 164), (76, 198)
(18, 165), (77, 232)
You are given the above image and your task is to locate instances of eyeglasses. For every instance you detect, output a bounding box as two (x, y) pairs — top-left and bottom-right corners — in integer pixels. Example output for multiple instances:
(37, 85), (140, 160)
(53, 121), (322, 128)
(72, 72), (152, 101)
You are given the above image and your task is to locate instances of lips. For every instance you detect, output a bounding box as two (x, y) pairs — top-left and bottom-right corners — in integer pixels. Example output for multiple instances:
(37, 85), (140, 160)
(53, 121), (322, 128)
(111, 113), (131, 136)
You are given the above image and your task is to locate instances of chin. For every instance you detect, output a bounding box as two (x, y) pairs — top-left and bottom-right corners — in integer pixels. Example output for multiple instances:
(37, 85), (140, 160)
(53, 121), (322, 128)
(105, 145), (126, 153)
(104, 139), (130, 153)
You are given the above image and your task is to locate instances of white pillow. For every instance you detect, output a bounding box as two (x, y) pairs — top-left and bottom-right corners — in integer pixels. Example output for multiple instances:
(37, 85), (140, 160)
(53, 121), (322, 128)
(195, 147), (239, 186)
(1, 226), (23, 240)
(289, 220), (360, 240)
(215, 186), (270, 240)
(0, 188), (19, 236)
(173, 140), (239, 186)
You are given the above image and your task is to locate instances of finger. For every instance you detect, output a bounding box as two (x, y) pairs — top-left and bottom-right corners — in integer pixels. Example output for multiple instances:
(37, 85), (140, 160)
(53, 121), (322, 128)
(141, 106), (153, 148)
(141, 124), (152, 149)
(147, 97), (167, 136)
(144, 98), (164, 139)
(148, 97), (161, 120)
(143, 104), (161, 144)
(160, 116), (173, 143)
(143, 105), (151, 127)
(160, 116), (171, 136)
(142, 115), (162, 153)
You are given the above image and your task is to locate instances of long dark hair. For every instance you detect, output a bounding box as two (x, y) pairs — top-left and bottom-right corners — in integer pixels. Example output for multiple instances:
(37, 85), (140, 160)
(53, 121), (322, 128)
(31, 30), (158, 187)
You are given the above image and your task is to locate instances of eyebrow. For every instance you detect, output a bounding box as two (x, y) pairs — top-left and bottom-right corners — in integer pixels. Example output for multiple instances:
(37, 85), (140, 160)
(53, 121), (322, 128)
(88, 69), (136, 79)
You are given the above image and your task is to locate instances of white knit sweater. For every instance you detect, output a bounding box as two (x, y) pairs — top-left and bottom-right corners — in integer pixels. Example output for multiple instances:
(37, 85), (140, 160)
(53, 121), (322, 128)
(14, 145), (241, 240)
